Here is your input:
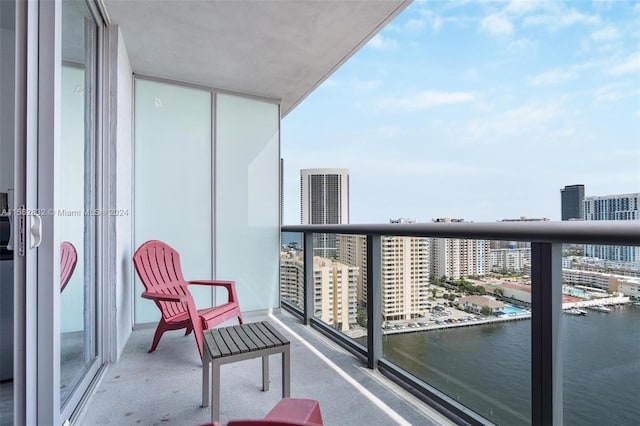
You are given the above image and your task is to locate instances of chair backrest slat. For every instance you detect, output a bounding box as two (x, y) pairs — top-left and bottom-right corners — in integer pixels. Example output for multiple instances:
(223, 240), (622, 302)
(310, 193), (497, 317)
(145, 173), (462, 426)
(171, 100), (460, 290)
(133, 240), (190, 320)
(60, 241), (78, 292)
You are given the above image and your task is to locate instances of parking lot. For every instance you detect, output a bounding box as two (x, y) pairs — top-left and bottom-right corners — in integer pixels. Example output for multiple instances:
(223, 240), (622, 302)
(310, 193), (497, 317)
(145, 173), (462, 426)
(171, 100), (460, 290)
(382, 300), (530, 334)
(383, 302), (482, 333)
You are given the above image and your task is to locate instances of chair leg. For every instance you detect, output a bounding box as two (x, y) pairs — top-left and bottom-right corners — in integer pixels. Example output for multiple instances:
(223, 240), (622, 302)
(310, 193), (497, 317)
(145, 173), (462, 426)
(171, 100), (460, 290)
(149, 321), (168, 353)
(238, 312), (244, 325)
(185, 326), (193, 336)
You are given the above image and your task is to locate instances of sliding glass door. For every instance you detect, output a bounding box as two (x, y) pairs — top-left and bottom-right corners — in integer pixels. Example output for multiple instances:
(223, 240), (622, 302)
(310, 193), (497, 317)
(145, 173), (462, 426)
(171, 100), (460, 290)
(59, 0), (101, 418)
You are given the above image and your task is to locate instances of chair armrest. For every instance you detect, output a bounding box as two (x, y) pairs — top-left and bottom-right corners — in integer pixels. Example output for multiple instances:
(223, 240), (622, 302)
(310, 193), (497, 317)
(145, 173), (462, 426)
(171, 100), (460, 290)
(141, 291), (188, 303)
(188, 280), (234, 287)
(188, 280), (239, 304)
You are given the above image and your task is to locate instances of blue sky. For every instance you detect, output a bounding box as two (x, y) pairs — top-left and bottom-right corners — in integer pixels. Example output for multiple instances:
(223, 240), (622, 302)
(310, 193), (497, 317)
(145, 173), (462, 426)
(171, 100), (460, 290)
(281, 0), (640, 224)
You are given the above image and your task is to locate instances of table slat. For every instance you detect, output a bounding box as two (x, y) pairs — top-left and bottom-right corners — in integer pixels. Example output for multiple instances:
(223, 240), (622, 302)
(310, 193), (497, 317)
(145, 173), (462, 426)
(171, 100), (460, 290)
(252, 322), (280, 347)
(229, 325), (251, 353)
(245, 323), (275, 349)
(248, 323), (274, 348)
(219, 328), (241, 355)
(234, 325), (259, 351)
(262, 321), (290, 346)
(210, 330), (232, 358)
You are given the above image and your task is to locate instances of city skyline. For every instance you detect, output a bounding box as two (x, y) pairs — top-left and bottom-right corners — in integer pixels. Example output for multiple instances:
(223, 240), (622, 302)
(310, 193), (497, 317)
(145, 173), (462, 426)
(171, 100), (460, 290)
(281, 0), (640, 224)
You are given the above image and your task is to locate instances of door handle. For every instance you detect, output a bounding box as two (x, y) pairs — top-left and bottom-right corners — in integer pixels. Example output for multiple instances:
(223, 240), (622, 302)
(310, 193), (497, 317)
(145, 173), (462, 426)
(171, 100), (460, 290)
(30, 214), (42, 249)
(6, 214), (13, 250)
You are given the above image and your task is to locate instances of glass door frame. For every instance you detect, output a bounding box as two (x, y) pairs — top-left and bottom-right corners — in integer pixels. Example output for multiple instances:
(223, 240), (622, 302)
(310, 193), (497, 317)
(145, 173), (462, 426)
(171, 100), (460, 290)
(18, 1), (108, 424)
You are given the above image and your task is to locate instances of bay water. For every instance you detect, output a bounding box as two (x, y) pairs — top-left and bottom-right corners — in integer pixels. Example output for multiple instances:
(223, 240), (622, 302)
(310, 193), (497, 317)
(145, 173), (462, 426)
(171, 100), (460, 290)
(383, 305), (640, 425)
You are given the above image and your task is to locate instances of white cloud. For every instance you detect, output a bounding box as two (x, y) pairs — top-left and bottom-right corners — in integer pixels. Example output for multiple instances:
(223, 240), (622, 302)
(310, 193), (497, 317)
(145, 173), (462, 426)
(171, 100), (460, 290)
(351, 79), (382, 91)
(460, 102), (569, 142)
(529, 69), (576, 86)
(524, 9), (601, 29)
(590, 26), (620, 41)
(608, 52), (640, 75)
(481, 13), (514, 35)
(374, 91), (475, 112)
(367, 34), (398, 50)
(507, 38), (537, 52)
(505, 0), (543, 16)
(595, 83), (640, 102)
(405, 18), (427, 33)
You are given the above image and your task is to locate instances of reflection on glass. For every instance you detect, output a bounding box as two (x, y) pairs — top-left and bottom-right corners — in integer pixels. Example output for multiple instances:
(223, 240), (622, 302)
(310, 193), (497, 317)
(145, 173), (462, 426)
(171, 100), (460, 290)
(280, 232), (304, 311)
(295, 233), (366, 343)
(0, 1), (17, 423)
(60, 0), (97, 407)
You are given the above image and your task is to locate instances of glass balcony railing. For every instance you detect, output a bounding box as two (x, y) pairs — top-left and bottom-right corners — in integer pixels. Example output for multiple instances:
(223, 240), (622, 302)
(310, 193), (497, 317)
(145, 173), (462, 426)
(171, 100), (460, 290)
(281, 222), (640, 425)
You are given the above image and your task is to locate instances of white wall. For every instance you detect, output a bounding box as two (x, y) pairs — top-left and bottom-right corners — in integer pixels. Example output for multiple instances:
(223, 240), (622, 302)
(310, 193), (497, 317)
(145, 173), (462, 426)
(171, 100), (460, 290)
(133, 79), (213, 324)
(215, 95), (280, 312)
(113, 27), (133, 358)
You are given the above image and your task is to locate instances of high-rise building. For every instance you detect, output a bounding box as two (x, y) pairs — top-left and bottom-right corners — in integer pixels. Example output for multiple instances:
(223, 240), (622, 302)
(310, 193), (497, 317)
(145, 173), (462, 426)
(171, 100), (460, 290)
(300, 168), (349, 258)
(312, 257), (358, 331)
(431, 218), (490, 279)
(584, 193), (640, 263)
(490, 248), (531, 273)
(280, 250), (358, 331)
(338, 219), (430, 321)
(561, 184), (585, 221)
(280, 249), (305, 308)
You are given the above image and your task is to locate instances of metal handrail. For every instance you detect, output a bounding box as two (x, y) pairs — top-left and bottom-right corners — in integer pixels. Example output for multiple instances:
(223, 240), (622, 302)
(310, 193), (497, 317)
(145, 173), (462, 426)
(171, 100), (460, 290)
(282, 220), (640, 245)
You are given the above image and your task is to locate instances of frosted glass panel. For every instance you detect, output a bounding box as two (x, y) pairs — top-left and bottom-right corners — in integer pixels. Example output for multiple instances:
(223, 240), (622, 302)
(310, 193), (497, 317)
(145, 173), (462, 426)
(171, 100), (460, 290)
(216, 95), (279, 312)
(134, 79), (212, 324)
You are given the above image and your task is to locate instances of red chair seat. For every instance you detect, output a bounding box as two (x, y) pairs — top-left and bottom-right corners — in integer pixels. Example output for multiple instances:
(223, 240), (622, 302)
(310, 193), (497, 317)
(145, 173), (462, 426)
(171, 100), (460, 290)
(264, 398), (323, 425)
(219, 398), (324, 426)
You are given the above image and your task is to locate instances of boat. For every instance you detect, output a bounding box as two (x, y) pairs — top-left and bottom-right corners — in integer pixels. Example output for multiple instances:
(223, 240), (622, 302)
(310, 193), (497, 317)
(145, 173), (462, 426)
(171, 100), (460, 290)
(563, 308), (586, 316)
(590, 305), (611, 313)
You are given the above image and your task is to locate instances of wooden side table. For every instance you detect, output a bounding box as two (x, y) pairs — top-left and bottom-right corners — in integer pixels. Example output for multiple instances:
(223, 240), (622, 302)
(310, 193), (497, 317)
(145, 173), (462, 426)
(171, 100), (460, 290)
(201, 321), (291, 423)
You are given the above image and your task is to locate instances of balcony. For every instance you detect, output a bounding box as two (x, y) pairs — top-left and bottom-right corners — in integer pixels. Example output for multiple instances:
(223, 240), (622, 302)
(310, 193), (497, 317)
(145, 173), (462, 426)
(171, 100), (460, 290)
(72, 221), (640, 426)
(76, 310), (454, 426)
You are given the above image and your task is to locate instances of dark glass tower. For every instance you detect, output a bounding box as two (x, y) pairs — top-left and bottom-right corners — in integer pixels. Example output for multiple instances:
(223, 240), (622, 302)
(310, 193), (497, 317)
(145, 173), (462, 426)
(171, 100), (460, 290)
(561, 184), (585, 221)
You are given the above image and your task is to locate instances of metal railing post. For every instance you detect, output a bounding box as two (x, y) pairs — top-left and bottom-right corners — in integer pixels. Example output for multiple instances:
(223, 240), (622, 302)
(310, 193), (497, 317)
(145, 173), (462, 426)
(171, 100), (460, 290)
(303, 232), (314, 325)
(531, 242), (563, 426)
(366, 234), (382, 369)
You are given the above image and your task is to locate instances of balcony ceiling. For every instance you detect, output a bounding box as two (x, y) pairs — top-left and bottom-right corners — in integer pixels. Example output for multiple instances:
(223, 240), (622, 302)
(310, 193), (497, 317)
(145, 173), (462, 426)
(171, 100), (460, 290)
(102, 0), (411, 116)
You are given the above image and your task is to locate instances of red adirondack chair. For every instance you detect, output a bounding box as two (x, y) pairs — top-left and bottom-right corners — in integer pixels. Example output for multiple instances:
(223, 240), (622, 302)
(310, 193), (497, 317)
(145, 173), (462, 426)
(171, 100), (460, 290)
(133, 240), (243, 359)
(60, 241), (77, 292)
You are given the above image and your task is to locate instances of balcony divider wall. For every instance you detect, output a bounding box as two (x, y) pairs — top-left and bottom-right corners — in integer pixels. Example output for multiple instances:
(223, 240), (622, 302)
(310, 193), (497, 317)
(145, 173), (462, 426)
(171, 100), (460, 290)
(133, 77), (281, 326)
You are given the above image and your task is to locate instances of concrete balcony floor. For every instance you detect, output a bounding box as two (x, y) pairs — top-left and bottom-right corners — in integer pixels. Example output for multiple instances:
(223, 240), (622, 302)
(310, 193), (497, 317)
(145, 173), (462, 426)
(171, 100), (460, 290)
(77, 310), (455, 426)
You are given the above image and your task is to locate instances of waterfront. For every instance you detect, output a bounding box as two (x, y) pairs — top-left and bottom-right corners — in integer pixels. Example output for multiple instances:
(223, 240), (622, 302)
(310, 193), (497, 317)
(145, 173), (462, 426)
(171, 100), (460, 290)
(383, 305), (640, 425)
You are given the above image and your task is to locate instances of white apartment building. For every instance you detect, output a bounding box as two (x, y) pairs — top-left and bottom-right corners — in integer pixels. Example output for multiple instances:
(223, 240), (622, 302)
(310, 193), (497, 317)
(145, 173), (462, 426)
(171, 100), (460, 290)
(280, 251), (359, 331)
(338, 233), (430, 321)
(312, 257), (358, 331)
(300, 168), (350, 258)
(562, 268), (640, 294)
(490, 248), (532, 273)
(336, 234), (368, 305)
(431, 218), (490, 279)
(280, 250), (305, 309)
(584, 193), (640, 263)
